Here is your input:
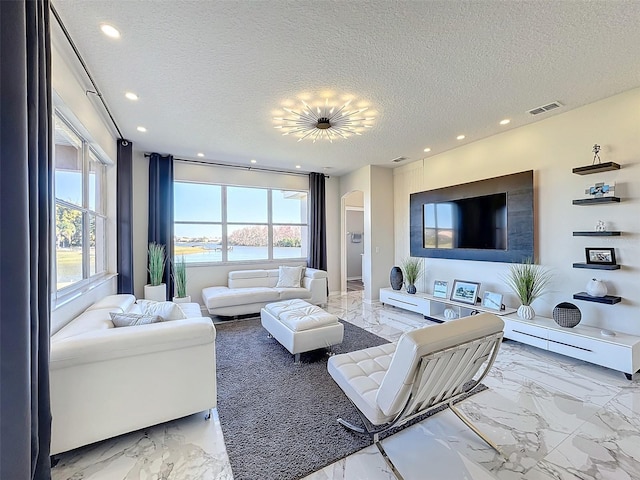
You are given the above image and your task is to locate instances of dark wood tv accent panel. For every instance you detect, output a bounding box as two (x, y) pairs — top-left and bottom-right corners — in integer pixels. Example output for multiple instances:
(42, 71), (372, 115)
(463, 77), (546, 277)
(410, 170), (534, 263)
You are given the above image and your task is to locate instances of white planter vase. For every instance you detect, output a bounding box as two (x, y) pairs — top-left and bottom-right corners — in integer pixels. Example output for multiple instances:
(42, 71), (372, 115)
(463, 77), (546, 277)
(172, 295), (192, 304)
(586, 278), (607, 297)
(517, 305), (536, 320)
(144, 284), (166, 302)
(444, 308), (458, 320)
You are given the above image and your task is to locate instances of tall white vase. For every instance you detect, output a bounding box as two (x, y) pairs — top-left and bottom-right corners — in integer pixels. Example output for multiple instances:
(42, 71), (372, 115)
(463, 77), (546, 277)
(144, 284), (166, 302)
(517, 305), (535, 320)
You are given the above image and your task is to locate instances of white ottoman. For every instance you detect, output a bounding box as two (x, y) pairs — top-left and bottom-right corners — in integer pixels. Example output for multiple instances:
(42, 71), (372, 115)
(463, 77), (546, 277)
(261, 299), (344, 363)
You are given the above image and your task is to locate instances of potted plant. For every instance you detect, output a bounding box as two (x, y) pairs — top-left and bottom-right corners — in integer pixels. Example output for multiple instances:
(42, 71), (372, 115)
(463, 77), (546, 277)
(172, 255), (190, 303)
(401, 257), (423, 294)
(144, 242), (167, 301)
(504, 258), (551, 319)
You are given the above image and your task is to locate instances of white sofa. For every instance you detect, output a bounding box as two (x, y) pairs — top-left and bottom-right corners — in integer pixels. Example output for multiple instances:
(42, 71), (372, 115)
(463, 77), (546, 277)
(49, 294), (217, 455)
(201, 267), (328, 316)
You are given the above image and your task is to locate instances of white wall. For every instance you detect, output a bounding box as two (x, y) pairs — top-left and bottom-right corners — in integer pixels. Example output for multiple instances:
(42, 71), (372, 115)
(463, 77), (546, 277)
(325, 176), (341, 292)
(369, 166), (395, 300)
(340, 166), (394, 300)
(50, 23), (119, 334)
(393, 87), (640, 335)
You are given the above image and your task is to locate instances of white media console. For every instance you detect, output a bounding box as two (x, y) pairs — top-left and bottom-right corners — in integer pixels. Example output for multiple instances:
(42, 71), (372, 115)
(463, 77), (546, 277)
(380, 287), (640, 379)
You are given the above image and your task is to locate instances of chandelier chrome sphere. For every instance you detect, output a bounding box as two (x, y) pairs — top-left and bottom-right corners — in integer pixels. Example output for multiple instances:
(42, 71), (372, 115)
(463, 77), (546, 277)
(274, 97), (375, 143)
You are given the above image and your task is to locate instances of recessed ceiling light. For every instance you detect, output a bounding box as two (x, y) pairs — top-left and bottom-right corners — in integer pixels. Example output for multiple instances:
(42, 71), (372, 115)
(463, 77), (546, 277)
(100, 24), (120, 38)
(456, 135), (465, 140)
(499, 119), (511, 125)
(423, 147), (431, 153)
(136, 126), (147, 132)
(250, 159), (257, 164)
(295, 165), (301, 169)
(197, 153), (204, 157)
(125, 92), (138, 101)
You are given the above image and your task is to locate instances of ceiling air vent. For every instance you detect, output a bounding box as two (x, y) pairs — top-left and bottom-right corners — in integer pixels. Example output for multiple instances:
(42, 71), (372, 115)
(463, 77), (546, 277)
(391, 156), (409, 163)
(527, 101), (563, 116)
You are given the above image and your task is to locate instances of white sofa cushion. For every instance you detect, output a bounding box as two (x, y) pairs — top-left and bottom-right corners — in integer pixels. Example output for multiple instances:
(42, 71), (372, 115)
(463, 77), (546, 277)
(52, 308), (120, 341)
(279, 305), (339, 332)
(136, 300), (187, 321)
(275, 265), (304, 288)
(178, 302), (203, 319)
(264, 299), (310, 317)
(203, 286), (280, 309)
(328, 343), (397, 425)
(85, 294), (136, 313)
(110, 312), (161, 327)
(275, 287), (312, 301)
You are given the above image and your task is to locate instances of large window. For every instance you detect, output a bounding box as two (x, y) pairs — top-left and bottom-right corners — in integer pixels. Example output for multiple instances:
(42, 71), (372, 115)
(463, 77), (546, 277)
(54, 113), (108, 291)
(174, 182), (308, 263)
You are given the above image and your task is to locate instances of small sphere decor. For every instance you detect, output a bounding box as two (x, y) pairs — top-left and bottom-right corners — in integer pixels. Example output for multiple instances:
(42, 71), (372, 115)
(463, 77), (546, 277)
(552, 302), (582, 328)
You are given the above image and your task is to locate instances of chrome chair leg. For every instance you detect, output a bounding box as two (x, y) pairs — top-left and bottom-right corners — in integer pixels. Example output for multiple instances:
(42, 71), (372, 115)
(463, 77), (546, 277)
(204, 408), (212, 421)
(337, 417), (366, 434)
(448, 401), (503, 456)
(374, 433), (405, 480)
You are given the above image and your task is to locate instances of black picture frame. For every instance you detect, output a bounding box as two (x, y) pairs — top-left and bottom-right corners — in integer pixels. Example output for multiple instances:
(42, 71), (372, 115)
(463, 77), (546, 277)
(450, 280), (481, 305)
(585, 247), (616, 265)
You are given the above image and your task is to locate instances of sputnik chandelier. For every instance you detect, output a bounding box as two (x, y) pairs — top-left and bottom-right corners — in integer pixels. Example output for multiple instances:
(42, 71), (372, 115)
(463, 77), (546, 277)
(273, 97), (375, 143)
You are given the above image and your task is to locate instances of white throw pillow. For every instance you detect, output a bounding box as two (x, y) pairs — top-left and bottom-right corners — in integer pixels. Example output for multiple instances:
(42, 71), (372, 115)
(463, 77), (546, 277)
(276, 265), (304, 288)
(136, 300), (187, 321)
(110, 312), (161, 327)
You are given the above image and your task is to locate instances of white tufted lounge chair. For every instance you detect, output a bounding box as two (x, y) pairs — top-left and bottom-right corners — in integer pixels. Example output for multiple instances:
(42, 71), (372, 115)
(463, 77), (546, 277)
(328, 313), (504, 479)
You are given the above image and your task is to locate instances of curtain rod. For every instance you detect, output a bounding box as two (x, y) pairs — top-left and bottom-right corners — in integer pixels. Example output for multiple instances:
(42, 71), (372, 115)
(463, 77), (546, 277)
(50, 4), (125, 140)
(143, 154), (328, 178)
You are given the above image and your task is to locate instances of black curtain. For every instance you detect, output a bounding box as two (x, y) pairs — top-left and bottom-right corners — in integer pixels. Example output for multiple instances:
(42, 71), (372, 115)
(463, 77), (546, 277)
(148, 153), (174, 299)
(307, 172), (327, 272)
(116, 140), (134, 293)
(0, 1), (53, 479)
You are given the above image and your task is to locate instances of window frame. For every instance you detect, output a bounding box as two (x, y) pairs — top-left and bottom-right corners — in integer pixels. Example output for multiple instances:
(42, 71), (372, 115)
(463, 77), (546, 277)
(174, 181), (309, 264)
(53, 110), (109, 297)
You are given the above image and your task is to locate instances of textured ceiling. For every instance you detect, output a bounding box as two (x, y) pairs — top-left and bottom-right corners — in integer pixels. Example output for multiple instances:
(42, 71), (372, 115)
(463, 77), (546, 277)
(52, 0), (640, 176)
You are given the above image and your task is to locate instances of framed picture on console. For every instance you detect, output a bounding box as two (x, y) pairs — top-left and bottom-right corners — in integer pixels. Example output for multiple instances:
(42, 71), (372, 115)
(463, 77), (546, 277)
(585, 247), (616, 265)
(433, 280), (448, 298)
(481, 291), (503, 311)
(450, 280), (480, 305)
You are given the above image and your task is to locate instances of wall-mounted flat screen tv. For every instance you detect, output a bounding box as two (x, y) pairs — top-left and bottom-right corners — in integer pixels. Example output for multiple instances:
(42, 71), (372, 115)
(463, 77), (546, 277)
(410, 170), (533, 263)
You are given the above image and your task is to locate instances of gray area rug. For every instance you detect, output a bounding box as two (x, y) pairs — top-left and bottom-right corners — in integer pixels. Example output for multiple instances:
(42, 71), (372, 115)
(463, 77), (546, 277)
(215, 318), (487, 480)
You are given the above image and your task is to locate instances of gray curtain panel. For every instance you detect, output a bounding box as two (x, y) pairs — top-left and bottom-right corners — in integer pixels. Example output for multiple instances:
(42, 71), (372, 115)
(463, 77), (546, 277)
(148, 153), (175, 299)
(117, 139), (134, 294)
(307, 172), (327, 272)
(0, 0), (53, 478)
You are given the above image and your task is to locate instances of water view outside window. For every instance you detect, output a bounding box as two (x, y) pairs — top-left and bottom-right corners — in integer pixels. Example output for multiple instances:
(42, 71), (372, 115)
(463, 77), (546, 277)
(54, 112), (107, 291)
(174, 182), (308, 263)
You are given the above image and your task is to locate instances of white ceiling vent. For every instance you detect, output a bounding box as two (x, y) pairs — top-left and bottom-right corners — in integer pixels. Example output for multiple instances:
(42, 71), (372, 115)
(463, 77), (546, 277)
(527, 101), (563, 116)
(391, 156), (409, 163)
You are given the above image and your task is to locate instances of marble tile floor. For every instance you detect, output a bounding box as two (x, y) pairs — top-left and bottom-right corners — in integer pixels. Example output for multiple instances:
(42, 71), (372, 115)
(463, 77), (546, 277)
(52, 291), (640, 480)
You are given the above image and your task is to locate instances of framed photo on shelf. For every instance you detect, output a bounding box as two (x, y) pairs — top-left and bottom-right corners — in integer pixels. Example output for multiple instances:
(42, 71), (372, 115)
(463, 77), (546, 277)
(585, 247), (616, 265)
(450, 280), (481, 305)
(584, 182), (615, 198)
(481, 291), (503, 311)
(433, 280), (448, 299)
